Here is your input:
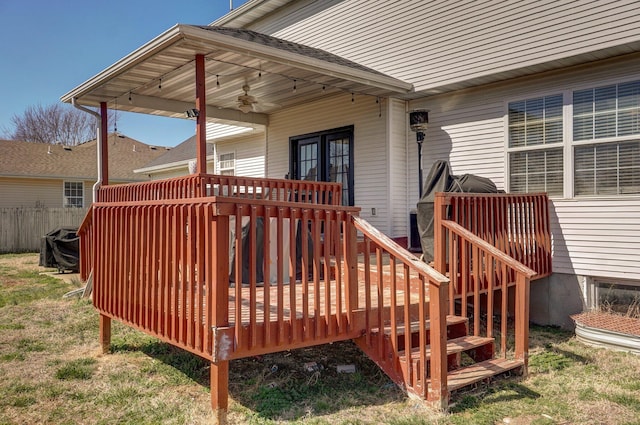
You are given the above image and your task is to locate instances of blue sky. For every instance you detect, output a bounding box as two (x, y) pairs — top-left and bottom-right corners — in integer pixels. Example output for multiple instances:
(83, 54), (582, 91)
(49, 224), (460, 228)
(0, 0), (248, 147)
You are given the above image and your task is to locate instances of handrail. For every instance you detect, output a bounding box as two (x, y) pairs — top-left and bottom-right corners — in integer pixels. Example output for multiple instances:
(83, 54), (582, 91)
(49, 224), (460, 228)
(352, 215), (450, 404)
(440, 220), (536, 278)
(352, 216), (448, 286)
(436, 217), (534, 370)
(96, 173), (343, 206)
(77, 206), (94, 282)
(78, 205), (93, 235)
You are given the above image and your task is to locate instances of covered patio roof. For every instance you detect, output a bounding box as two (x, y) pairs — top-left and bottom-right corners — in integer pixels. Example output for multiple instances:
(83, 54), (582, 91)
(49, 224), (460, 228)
(61, 24), (414, 127)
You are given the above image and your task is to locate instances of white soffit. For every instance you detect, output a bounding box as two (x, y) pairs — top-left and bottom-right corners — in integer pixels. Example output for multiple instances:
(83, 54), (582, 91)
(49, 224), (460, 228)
(61, 24), (413, 127)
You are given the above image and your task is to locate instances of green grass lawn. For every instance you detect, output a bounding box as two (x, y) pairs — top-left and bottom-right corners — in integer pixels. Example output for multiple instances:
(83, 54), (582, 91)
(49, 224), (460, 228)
(1, 253), (639, 424)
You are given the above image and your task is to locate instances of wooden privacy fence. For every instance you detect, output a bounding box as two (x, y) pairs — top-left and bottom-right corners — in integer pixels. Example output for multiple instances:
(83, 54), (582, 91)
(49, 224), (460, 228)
(0, 207), (88, 253)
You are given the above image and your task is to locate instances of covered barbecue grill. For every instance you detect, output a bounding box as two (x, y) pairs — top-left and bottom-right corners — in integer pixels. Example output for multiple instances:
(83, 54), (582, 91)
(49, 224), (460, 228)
(39, 227), (80, 272)
(416, 160), (500, 262)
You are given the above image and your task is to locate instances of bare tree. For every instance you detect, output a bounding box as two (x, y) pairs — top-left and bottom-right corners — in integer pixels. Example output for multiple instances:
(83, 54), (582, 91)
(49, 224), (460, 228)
(5, 103), (100, 146)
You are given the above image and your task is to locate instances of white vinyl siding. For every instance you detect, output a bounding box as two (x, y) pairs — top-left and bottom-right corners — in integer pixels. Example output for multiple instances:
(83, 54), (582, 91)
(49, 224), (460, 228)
(0, 178), (63, 208)
(265, 0), (640, 94)
(267, 92), (390, 230)
(388, 98), (408, 238)
(215, 134), (265, 178)
(0, 177), (94, 208)
(410, 54), (640, 279)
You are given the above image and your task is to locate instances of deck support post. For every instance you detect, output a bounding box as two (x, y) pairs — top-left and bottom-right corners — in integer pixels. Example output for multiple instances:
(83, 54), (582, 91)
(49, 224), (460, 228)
(433, 193), (447, 275)
(515, 274), (530, 375)
(99, 314), (111, 354)
(99, 102), (109, 186)
(344, 213), (359, 321)
(210, 214), (230, 422)
(427, 279), (449, 410)
(211, 361), (229, 425)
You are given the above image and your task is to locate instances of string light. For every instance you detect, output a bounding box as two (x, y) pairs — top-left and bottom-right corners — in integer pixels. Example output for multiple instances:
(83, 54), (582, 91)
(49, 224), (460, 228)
(121, 57), (388, 116)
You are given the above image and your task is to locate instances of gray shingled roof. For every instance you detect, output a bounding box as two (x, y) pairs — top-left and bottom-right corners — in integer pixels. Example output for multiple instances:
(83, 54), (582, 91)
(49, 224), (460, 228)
(197, 26), (389, 77)
(140, 135), (214, 169)
(0, 135), (169, 182)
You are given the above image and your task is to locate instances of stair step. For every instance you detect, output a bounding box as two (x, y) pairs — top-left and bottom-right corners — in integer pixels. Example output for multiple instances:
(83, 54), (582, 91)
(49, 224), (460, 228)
(372, 315), (468, 336)
(446, 358), (524, 392)
(399, 335), (494, 360)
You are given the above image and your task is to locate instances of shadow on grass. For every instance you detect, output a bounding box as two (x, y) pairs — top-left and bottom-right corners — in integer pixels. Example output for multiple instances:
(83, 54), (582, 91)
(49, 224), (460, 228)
(450, 379), (541, 413)
(111, 340), (210, 386)
(111, 338), (405, 421)
(528, 324), (574, 350)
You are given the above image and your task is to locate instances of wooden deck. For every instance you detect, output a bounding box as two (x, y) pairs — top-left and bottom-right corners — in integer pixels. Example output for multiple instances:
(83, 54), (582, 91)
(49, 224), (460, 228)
(79, 173), (550, 419)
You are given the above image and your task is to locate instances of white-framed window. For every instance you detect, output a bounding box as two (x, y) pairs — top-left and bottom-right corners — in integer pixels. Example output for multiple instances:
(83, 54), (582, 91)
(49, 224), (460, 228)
(63, 181), (84, 208)
(506, 78), (640, 198)
(507, 94), (564, 196)
(573, 80), (640, 196)
(218, 152), (235, 176)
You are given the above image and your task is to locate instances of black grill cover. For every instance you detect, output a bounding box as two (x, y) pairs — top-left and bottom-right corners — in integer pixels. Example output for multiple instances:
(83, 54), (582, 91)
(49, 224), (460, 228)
(416, 160), (499, 262)
(39, 227), (80, 272)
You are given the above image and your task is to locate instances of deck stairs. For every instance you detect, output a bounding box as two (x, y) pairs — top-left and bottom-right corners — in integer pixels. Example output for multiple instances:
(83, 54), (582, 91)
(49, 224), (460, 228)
(354, 313), (524, 400)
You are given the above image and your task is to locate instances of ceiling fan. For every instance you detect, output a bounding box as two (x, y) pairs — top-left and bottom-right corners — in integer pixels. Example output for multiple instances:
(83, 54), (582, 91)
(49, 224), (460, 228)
(237, 84), (258, 113)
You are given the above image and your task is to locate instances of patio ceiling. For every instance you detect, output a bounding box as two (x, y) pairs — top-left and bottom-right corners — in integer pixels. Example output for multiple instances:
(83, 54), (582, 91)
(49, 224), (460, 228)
(61, 25), (414, 127)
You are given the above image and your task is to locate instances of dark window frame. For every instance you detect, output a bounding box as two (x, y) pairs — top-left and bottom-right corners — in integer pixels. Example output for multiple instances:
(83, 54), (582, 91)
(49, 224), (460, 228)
(289, 125), (354, 206)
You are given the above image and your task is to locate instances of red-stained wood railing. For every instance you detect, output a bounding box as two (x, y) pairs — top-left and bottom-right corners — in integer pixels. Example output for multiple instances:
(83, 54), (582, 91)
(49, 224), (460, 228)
(434, 195), (537, 371)
(96, 174), (206, 202)
(352, 216), (450, 406)
(435, 193), (551, 278)
(91, 199), (219, 359)
(96, 174), (342, 205)
(211, 197), (362, 361)
(78, 207), (93, 282)
(201, 175), (342, 205)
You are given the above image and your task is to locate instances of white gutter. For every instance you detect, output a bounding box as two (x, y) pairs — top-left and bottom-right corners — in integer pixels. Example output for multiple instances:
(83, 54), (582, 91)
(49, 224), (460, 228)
(71, 98), (102, 203)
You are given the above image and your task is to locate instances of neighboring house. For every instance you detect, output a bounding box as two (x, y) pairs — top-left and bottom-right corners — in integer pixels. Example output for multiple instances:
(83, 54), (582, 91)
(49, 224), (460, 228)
(135, 125), (266, 179)
(135, 135), (215, 179)
(61, 0), (640, 329)
(0, 134), (169, 208)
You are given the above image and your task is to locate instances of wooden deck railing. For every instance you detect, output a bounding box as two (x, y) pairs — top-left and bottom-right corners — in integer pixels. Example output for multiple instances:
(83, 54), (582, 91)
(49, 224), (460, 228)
(434, 195), (537, 370)
(435, 193), (551, 278)
(212, 198), (362, 361)
(352, 216), (450, 405)
(78, 207), (93, 282)
(84, 195), (360, 361)
(96, 174), (342, 205)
